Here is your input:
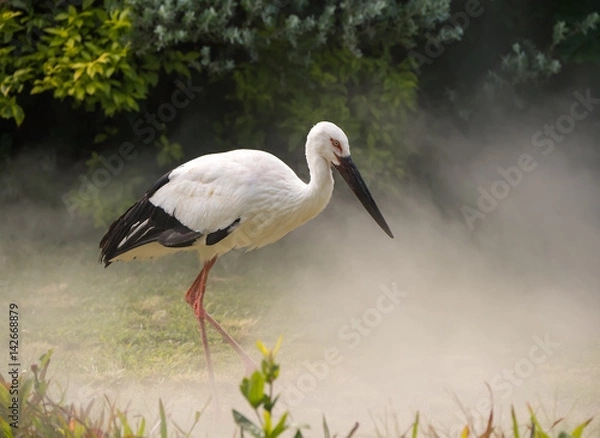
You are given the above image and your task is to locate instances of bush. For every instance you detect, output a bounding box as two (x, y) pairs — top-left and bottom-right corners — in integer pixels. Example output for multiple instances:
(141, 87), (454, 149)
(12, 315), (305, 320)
(0, 1), (199, 126)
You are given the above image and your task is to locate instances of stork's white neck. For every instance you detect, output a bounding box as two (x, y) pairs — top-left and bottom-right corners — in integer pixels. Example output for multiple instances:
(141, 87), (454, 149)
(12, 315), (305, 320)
(302, 149), (335, 218)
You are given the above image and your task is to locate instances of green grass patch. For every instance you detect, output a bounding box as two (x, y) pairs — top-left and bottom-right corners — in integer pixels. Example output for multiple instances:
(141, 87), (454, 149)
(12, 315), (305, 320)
(4, 229), (273, 381)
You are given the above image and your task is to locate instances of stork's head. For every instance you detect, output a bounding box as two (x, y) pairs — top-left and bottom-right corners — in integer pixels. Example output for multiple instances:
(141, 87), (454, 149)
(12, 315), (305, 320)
(307, 121), (394, 239)
(307, 121), (351, 166)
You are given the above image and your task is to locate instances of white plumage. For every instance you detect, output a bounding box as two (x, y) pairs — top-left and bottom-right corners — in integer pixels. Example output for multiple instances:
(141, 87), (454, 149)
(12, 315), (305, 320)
(99, 121), (393, 392)
(112, 149), (330, 263)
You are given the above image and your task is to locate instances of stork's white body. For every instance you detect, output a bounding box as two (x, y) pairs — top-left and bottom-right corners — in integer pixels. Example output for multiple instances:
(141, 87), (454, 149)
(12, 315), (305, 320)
(113, 148), (334, 263)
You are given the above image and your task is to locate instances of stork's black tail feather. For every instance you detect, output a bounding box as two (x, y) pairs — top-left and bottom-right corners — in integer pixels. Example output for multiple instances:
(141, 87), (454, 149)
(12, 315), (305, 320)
(99, 172), (202, 266)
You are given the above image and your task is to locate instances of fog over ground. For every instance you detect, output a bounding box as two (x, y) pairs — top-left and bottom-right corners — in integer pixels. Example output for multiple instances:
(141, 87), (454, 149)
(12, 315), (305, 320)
(2, 89), (599, 436)
(266, 91), (600, 435)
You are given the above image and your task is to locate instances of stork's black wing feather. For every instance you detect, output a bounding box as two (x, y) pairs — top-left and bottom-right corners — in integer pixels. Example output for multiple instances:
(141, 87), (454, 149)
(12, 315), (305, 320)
(206, 218), (241, 246)
(99, 172), (203, 267)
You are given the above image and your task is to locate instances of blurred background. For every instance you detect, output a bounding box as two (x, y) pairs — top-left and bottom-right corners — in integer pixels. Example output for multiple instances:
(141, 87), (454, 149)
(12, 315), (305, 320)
(1, 0), (599, 436)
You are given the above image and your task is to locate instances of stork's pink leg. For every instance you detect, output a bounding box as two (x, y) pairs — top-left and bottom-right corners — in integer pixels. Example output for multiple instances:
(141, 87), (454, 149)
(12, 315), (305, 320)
(186, 257), (257, 388)
(184, 269), (205, 308)
(186, 257), (219, 400)
(204, 312), (257, 374)
(185, 257), (218, 306)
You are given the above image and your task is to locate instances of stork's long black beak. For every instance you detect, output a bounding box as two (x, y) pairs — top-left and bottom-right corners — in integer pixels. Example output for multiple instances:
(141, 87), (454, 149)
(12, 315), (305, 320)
(334, 156), (394, 238)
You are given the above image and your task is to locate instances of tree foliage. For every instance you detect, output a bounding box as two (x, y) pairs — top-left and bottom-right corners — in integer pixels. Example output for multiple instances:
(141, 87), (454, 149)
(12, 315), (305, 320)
(124, 0), (463, 65)
(1, 0), (599, 221)
(0, 1), (199, 126)
(442, 8), (600, 119)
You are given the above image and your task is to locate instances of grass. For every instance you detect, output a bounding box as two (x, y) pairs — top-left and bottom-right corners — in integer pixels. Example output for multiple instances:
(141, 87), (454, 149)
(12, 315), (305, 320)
(0, 347), (594, 437)
(3, 215), (272, 381)
(0, 350), (205, 437)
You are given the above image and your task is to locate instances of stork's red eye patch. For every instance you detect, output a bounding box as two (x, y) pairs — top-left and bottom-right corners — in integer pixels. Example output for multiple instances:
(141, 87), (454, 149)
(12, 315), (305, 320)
(330, 138), (342, 153)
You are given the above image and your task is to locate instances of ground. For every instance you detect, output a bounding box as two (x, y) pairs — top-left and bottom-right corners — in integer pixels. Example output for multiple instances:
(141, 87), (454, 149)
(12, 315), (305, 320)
(2, 188), (599, 436)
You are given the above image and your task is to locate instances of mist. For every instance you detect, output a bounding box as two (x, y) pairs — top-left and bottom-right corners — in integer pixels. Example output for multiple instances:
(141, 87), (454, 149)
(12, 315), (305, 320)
(2, 89), (599, 437)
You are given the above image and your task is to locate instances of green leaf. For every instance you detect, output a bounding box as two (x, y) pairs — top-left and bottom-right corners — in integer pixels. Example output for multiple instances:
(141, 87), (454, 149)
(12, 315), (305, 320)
(30, 85), (45, 94)
(570, 418), (592, 438)
(322, 415), (330, 438)
(412, 411), (419, 438)
(12, 68), (31, 80)
(0, 384), (10, 414)
(273, 335), (283, 356)
(263, 394), (279, 413)
(93, 133), (107, 143)
(511, 406), (520, 438)
(137, 417), (146, 436)
(240, 371), (265, 409)
(73, 68), (85, 81)
(264, 410), (273, 435)
(158, 399), (168, 438)
(124, 95), (139, 111)
(12, 103), (24, 126)
(271, 412), (289, 438)
(528, 405), (550, 438)
(74, 86), (85, 100)
(232, 409), (264, 438)
(117, 411), (133, 436)
(0, 416), (14, 438)
(256, 340), (269, 356)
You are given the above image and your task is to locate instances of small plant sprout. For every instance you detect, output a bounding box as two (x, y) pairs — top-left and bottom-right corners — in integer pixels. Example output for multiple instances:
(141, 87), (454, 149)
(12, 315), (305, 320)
(232, 336), (295, 438)
(232, 338), (360, 438)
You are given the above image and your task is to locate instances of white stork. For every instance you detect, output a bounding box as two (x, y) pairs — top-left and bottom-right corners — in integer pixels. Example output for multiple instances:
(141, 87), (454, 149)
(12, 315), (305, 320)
(99, 121), (393, 392)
